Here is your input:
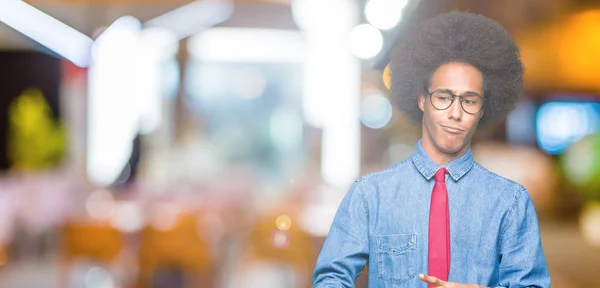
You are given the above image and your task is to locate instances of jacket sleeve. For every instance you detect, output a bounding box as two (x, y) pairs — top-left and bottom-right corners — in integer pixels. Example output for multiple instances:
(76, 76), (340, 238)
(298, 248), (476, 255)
(312, 180), (370, 288)
(496, 186), (551, 288)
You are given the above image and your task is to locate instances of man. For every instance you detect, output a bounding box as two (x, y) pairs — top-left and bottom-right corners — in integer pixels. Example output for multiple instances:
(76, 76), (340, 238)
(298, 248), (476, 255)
(312, 11), (551, 288)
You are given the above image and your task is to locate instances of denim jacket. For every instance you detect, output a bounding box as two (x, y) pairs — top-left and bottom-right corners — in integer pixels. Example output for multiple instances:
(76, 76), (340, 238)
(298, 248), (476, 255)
(313, 140), (551, 288)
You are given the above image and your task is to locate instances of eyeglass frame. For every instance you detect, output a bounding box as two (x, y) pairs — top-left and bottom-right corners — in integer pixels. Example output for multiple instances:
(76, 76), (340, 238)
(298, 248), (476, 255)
(425, 88), (485, 115)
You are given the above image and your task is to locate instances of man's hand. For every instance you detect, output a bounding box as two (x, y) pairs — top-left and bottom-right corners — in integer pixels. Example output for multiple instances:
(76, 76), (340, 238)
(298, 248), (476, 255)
(418, 274), (488, 288)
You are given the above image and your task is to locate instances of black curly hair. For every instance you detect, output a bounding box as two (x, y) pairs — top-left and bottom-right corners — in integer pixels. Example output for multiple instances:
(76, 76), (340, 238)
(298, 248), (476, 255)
(390, 11), (524, 127)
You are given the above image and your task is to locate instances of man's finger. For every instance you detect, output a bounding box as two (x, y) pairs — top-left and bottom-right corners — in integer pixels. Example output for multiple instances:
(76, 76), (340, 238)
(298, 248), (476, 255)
(418, 274), (446, 286)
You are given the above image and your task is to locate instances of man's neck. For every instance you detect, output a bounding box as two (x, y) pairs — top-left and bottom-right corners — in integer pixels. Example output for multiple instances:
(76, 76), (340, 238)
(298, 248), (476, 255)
(420, 136), (470, 166)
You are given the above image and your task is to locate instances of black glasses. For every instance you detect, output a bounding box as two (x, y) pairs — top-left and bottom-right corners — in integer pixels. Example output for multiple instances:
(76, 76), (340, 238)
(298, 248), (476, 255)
(426, 89), (484, 114)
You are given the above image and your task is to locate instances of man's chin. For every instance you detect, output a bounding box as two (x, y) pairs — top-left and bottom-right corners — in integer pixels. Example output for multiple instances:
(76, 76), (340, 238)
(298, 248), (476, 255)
(438, 141), (467, 156)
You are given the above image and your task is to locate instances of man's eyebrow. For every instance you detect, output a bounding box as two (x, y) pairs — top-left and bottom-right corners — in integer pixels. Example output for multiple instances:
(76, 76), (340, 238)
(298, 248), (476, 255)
(462, 90), (482, 96)
(433, 88), (482, 97)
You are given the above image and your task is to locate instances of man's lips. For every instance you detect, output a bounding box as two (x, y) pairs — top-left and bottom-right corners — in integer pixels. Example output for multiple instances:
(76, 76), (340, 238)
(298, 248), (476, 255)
(440, 124), (465, 134)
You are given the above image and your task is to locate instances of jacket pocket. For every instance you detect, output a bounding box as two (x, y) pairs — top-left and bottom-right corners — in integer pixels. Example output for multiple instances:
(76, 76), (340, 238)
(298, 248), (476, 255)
(376, 233), (417, 285)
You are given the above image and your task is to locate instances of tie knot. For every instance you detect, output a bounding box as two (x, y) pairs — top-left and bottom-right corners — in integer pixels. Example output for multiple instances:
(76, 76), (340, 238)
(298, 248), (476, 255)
(435, 168), (447, 182)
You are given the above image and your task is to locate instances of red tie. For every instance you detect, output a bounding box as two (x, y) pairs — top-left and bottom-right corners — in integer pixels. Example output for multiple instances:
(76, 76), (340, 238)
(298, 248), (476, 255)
(428, 168), (450, 287)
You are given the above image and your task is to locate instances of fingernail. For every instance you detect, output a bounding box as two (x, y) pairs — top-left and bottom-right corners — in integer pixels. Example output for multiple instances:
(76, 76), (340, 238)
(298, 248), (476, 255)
(419, 274), (424, 278)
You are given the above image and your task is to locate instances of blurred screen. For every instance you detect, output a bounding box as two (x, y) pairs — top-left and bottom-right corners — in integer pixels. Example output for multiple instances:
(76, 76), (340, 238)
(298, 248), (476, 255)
(536, 99), (600, 155)
(185, 61), (305, 182)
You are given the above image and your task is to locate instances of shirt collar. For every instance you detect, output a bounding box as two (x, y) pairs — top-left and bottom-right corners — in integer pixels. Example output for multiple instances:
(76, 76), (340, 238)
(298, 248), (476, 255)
(411, 139), (474, 181)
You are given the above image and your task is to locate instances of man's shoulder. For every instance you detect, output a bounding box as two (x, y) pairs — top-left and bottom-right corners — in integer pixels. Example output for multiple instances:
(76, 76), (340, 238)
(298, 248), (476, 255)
(353, 158), (414, 193)
(360, 158), (412, 179)
(471, 161), (528, 196)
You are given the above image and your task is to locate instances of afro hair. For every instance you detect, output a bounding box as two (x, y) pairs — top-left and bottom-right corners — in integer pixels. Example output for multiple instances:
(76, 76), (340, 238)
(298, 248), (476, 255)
(390, 11), (524, 127)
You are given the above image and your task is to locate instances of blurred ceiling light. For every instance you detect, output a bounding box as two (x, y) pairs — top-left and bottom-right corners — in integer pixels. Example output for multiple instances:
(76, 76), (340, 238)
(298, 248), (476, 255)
(349, 24), (383, 59)
(91, 15), (141, 64)
(136, 27), (178, 135)
(0, 0), (93, 67)
(137, 27), (178, 61)
(292, 0), (361, 188)
(88, 17), (179, 187)
(188, 28), (305, 63)
(93, 16), (141, 53)
(145, 0), (233, 40)
(360, 92), (393, 129)
(365, 0), (408, 30)
(87, 16), (142, 187)
(291, 0), (356, 31)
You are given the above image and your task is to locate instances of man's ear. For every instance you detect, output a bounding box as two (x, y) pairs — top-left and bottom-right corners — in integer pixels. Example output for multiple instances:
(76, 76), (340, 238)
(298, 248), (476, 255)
(418, 94), (425, 112)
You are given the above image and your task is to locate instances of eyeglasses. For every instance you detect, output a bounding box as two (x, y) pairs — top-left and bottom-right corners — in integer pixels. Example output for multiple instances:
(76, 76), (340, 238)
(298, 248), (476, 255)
(426, 89), (484, 114)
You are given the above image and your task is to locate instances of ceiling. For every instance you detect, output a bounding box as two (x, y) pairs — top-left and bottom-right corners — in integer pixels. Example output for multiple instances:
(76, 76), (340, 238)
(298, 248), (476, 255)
(0, 0), (297, 49)
(0, 0), (574, 49)
(3, 0), (600, 93)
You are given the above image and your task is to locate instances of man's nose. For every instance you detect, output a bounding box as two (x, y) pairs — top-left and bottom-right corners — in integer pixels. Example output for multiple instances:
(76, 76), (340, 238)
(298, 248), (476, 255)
(448, 98), (463, 121)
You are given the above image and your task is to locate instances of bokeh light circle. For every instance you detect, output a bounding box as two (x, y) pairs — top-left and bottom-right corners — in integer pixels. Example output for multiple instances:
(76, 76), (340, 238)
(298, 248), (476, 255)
(276, 215), (292, 231)
(270, 230), (290, 249)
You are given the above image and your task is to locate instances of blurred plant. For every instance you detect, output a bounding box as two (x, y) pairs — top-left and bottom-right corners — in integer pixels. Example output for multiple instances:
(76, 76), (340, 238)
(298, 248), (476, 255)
(560, 133), (600, 202)
(7, 88), (66, 171)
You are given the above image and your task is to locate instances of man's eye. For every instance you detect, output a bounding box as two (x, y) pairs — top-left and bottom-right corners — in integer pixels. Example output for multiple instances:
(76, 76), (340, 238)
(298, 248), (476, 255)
(463, 98), (480, 105)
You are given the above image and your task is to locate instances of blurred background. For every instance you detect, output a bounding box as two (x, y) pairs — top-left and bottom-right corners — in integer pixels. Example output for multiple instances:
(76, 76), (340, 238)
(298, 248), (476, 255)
(0, 0), (599, 287)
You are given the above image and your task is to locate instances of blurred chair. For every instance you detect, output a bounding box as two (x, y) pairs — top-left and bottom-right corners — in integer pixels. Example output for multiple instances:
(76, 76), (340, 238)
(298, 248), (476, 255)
(235, 211), (318, 288)
(0, 244), (7, 268)
(59, 221), (123, 287)
(136, 212), (214, 288)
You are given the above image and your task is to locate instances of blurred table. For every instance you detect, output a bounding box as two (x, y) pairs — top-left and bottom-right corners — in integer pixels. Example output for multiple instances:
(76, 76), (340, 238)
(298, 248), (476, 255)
(539, 218), (600, 288)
